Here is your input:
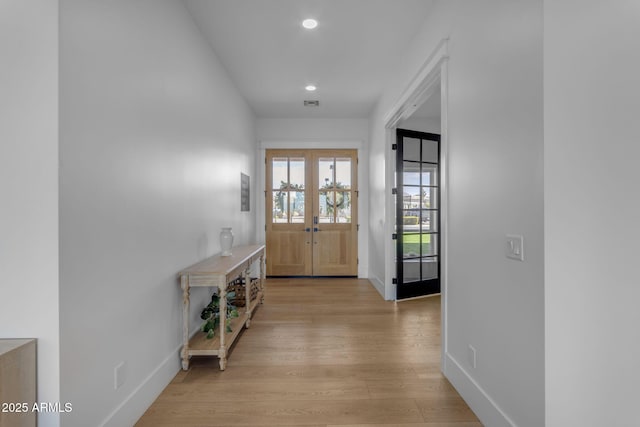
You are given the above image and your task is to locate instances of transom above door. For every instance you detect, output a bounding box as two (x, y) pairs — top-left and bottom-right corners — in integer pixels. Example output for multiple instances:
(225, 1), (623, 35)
(266, 149), (358, 277)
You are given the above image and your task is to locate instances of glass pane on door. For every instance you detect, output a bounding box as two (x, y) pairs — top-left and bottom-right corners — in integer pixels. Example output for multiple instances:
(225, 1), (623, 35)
(422, 140), (438, 163)
(272, 192), (288, 223)
(336, 192), (351, 223)
(420, 210), (438, 233)
(421, 257), (438, 280)
(271, 156), (307, 224)
(403, 162), (421, 185)
(403, 137), (421, 161)
(402, 259), (421, 282)
(420, 234), (438, 256)
(318, 191), (333, 223)
(289, 158), (305, 189)
(402, 186), (426, 209)
(421, 165), (438, 186)
(318, 158), (334, 189)
(290, 191), (305, 223)
(335, 158), (352, 189)
(272, 158), (288, 189)
(402, 233), (437, 258)
(422, 187), (438, 209)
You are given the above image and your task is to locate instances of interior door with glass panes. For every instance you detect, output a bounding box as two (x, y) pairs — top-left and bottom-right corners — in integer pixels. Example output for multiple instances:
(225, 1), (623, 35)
(395, 129), (441, 299)
(312, 150), (358, 276)
(266, 150), (312, 276)
(266, 149), (358, 277)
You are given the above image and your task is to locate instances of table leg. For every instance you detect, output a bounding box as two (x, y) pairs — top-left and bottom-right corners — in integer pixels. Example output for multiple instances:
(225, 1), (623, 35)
(219, 282), (227, 370)
(180, 275), (190, 371)
(244, 269), (251, 328)
(218, 347), (227, 371)
(260, 253), (265, 304)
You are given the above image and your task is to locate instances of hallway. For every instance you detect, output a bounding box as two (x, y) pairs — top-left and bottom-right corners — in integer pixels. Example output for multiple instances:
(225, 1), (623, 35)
(137, 279), (480, 426)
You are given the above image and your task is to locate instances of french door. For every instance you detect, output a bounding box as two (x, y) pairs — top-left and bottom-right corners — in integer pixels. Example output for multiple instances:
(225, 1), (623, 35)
(395, 129), (441, 300)
(266, 149), (358, 277)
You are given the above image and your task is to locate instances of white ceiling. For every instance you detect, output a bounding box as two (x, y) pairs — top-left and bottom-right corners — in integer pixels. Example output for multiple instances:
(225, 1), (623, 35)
(184, 0), (434, 119)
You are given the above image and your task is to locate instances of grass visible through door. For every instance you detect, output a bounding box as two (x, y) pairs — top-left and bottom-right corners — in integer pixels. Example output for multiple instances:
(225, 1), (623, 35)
(403, 233), (431, 257)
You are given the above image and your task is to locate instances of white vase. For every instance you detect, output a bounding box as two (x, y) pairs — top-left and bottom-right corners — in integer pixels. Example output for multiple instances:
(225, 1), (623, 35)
(220, 227), (234, 256)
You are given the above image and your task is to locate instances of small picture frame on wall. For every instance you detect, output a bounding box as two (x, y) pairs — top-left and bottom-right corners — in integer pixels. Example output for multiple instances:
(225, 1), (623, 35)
(241, 173), (250, 212)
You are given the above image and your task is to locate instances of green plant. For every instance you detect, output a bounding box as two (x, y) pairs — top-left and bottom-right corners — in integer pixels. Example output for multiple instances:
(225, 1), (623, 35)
(200, 291), (240, 339)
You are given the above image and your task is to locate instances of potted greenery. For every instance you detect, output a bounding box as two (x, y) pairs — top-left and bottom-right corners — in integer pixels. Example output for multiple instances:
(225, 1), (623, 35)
(200, 291), (240, 339)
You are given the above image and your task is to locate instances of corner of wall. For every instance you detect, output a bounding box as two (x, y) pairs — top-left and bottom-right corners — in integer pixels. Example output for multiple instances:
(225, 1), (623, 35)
(444, 353), (517, 427)
(98, 347), (181, 427)
(368, 275), (387, 300)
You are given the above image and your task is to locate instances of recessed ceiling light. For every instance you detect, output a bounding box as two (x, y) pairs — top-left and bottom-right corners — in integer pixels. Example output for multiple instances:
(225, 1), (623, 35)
(302, 19), (318, 29)
(305, 85), (317, 92)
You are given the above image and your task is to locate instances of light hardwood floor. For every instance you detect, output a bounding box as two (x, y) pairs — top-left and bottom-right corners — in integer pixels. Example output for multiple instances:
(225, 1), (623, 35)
(136, 278), (481, 427)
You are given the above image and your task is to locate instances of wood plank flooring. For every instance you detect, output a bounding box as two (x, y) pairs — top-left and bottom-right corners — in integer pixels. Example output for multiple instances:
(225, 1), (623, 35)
(136, 278), (481, 427)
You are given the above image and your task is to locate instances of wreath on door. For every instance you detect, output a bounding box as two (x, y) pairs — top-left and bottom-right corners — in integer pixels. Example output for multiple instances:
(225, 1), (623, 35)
(322, 182), (348, 214)
(325, 191), (346, 209)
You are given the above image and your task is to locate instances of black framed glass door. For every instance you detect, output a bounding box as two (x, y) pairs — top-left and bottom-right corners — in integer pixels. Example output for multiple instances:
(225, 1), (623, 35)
(395, 129), (440, 300)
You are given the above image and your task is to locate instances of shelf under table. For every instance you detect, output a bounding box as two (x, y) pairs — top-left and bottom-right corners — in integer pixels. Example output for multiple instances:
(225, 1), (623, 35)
(186, 292), (263, 357)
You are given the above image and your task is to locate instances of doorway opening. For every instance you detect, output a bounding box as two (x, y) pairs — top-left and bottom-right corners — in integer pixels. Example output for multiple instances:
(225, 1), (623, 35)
(265, 149), (358, 277)
(382, 38), (448, 370)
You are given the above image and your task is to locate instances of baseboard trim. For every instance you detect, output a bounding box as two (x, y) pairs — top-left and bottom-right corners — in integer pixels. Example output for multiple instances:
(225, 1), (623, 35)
(368, 275), (386, 299)
(444, 352), (517, 427)
(99, 345), (181, 427)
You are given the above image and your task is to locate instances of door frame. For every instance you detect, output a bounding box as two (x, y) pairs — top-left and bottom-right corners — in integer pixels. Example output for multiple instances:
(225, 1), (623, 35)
(257, 140), (367, 278)
(383, 38), (449, 369)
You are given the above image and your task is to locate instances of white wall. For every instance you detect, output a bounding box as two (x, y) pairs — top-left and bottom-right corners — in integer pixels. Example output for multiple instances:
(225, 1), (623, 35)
(256, 118), (370, 278)
(256, 118), (369, 142)
(397, 117), (441, 134)
(369, 1), (544, 426)
(545, 1), (640, 425)
(0, 2), (60, 426)
(59, 1), (256, 426)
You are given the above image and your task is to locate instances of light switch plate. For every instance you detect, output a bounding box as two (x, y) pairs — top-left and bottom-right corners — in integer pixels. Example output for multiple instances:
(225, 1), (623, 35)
(505, 234), (524, 261)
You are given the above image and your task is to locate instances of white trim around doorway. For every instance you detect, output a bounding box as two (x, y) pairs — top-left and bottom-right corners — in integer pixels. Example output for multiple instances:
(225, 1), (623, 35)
(382, 38), (449, 370)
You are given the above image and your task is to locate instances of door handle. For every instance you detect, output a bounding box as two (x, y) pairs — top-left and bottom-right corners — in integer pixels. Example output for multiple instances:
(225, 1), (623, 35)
(313, 227), (320, 232)
(305, 227), (311, 232)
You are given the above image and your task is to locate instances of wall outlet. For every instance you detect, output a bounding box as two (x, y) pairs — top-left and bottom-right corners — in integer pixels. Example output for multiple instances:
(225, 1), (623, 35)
(114, 361), (126, 390)
(505, 234), (524, 261)
(468, 345), (477, 369)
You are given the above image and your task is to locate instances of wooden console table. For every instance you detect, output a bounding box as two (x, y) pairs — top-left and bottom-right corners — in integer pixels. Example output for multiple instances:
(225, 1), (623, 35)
(178, 244), (265, 370)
